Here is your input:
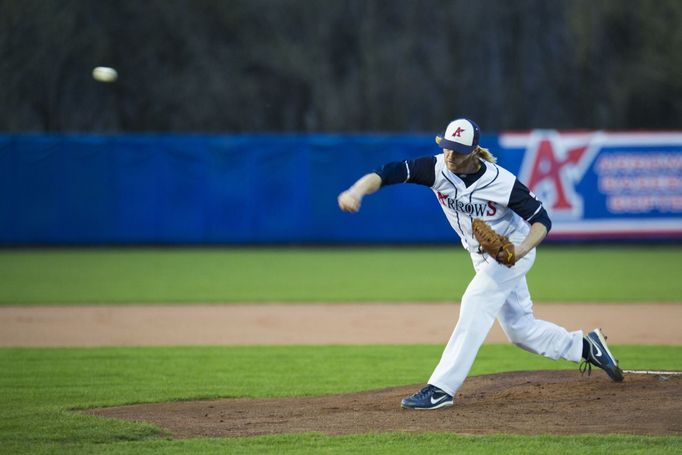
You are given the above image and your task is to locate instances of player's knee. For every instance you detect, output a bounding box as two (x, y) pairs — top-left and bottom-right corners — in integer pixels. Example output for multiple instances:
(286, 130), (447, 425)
(511, 340), (537, 355)
(506, 329), (525, 345)
(499, 319), (535, 346)
(460, 293), (479, 308)
(501, 318), (534, 344)
(459, 295), (481, 318)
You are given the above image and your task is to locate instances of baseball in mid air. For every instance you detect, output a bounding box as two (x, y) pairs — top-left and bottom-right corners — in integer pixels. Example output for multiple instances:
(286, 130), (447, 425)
(92, 66), (118, 83)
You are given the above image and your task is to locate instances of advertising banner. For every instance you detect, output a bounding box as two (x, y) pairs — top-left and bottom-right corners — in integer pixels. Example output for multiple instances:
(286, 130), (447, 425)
(497, 131), (682, 240)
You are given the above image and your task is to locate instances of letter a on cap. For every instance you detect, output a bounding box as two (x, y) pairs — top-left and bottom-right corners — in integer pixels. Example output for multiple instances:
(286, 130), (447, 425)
(435, 118), (480, 154)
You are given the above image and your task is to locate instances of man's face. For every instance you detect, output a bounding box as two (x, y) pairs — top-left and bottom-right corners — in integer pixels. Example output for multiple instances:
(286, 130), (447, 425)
(443, 149), (473, 171)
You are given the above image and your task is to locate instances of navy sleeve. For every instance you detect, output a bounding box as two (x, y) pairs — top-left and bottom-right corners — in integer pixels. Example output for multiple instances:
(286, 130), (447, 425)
(374, 156), (436, 187)
(507, 179), (552, 232)
(529, 208), (552, 232)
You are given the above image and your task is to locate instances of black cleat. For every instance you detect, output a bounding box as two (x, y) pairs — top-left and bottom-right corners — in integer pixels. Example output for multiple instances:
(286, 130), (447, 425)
(580, 328), (624, 382)
(401, 384), (454, 410)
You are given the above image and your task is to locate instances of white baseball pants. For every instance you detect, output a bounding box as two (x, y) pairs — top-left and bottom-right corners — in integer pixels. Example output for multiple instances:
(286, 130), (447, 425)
(428, 249), (583, 397)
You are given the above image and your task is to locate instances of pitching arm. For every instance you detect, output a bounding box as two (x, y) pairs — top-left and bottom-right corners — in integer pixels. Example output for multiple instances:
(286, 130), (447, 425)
(337, 173), (382, 213)
(338, 156), (436, 213)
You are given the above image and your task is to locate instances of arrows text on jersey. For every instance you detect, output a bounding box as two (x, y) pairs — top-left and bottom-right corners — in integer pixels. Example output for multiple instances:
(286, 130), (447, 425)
(437, 192), (497, 216)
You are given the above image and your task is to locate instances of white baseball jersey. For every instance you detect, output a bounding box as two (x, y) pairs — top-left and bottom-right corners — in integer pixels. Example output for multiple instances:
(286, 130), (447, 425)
(376, 153), (550, 254)
(431, 155), (533, 252)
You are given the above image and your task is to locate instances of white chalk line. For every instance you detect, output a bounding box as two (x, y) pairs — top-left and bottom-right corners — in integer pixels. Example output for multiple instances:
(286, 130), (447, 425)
(623, 370), (682, 375)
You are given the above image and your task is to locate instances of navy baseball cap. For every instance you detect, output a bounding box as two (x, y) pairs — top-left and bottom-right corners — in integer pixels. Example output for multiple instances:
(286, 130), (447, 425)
(435, 118), (481, 154)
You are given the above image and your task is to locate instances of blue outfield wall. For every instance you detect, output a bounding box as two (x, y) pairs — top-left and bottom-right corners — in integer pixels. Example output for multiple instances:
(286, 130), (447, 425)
(0, 132), (681, 244)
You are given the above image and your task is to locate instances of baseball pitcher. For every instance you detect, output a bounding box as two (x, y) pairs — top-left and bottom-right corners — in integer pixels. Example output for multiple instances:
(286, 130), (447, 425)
(338, 118), (623, 410)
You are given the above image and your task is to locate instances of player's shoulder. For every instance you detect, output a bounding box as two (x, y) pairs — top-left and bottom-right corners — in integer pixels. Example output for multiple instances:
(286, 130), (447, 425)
(481, 160), (516, 189)
(434, 153), (445, 169)
(480, 159), (511, 174)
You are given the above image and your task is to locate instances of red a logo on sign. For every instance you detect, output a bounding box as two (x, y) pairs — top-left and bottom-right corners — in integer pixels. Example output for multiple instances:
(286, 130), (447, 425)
(519, 133), (598, 218)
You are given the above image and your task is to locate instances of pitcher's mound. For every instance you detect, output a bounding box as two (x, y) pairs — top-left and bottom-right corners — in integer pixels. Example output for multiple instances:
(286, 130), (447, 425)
(87, 370), (681, 438)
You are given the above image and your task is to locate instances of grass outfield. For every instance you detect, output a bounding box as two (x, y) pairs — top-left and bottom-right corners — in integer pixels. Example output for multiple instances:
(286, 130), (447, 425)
(1, 344), (680, 454)
(0, 246), (680, 304)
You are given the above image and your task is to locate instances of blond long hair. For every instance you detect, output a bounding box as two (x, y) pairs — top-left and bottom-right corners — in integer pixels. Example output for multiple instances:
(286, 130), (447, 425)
(474, 145), (497, 163)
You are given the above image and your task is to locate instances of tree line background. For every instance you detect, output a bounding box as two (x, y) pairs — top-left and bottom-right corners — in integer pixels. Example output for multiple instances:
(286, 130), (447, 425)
(1, 0), (680, 133)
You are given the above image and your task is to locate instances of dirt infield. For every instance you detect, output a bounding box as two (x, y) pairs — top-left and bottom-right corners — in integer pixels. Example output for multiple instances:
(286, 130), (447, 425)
(2, 303), (681, 346)
(5, 302), (680, 437)
(88, 370), (682, 438)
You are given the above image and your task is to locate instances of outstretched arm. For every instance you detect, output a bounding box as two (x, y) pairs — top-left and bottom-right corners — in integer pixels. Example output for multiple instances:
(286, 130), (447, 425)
(338, 156), (436, 213)
(337, 173), (382, 213)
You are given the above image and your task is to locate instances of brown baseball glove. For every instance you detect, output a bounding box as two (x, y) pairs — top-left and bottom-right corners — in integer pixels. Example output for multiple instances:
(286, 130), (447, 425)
(471, 218), (516, 267)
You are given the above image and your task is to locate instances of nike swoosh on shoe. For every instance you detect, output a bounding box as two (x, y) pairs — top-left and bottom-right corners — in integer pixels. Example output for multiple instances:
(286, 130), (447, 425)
(592, 341), (602, 357)
(430, 395), (448, 404)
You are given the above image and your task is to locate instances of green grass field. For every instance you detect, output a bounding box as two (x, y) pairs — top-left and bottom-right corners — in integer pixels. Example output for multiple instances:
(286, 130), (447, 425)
(1, 344), (681, 454)
(0, 246), (680, 304)
(1, 246), (681, 454)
